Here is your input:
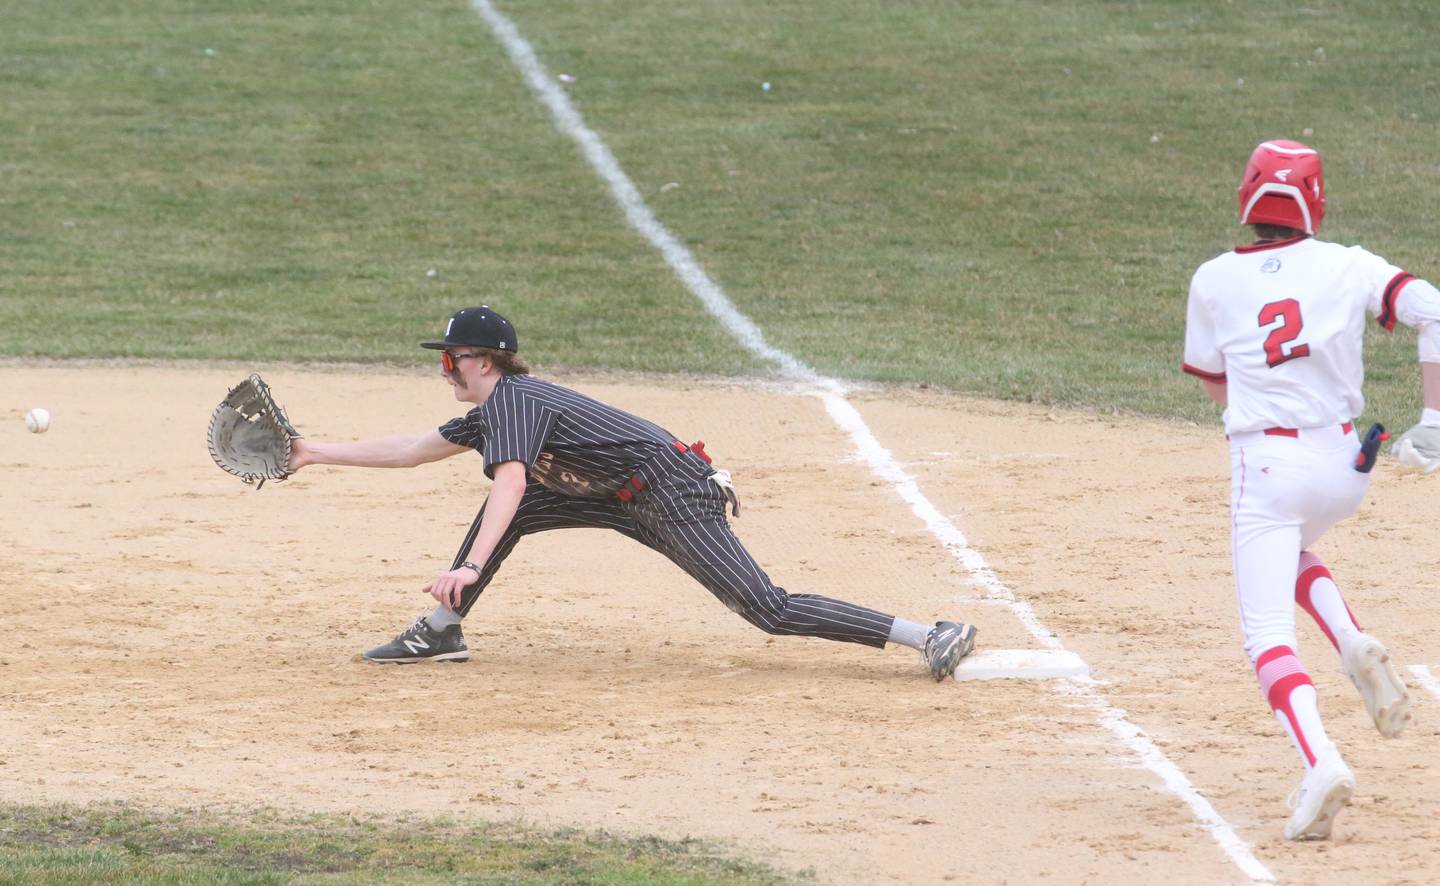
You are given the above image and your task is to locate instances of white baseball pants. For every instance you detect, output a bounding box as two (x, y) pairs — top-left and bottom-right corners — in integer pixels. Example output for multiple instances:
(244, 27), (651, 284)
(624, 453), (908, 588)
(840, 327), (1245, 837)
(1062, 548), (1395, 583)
(1228, 424), (1369, 661)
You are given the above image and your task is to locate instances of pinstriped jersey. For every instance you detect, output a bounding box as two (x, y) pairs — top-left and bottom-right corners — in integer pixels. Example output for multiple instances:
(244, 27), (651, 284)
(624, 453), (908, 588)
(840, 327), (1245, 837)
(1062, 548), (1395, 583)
(1182, 236), (1436, 434)
(438, 374), (681, 498)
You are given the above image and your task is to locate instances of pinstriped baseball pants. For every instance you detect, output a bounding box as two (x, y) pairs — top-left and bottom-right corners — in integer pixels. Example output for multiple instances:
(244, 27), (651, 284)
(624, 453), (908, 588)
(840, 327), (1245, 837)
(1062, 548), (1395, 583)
(449, 460), (895, 648)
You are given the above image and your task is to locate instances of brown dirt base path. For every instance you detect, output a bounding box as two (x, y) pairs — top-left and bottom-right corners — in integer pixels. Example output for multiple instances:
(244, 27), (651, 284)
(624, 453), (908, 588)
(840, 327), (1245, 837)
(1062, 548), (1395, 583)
(2, 364), (1438, 885)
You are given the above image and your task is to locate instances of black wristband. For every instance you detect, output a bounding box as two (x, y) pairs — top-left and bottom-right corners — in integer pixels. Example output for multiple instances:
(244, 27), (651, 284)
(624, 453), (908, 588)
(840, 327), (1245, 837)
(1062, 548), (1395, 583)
(460, 561), (483, 582)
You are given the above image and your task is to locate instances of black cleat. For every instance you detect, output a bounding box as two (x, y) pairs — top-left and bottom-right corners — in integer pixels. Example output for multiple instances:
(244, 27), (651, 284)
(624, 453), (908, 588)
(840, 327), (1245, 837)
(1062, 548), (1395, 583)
(922, 621), (977, 681)
(363, 617), (470, 664)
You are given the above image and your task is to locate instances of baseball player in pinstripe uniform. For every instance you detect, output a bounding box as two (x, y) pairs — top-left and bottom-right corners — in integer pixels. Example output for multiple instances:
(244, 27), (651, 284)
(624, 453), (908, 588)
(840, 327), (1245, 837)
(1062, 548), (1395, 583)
(287, 307), (977, 679)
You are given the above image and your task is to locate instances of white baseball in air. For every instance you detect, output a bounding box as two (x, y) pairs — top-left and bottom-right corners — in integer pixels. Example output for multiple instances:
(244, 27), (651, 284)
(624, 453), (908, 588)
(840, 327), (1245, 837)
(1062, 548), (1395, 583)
(25, 408), (51, 434)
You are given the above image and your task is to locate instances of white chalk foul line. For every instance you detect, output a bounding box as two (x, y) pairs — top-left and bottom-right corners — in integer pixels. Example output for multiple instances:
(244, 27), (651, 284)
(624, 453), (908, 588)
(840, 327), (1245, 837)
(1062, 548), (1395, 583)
(1409, 664), (1440, 700)
(469, 2), (1273, 881)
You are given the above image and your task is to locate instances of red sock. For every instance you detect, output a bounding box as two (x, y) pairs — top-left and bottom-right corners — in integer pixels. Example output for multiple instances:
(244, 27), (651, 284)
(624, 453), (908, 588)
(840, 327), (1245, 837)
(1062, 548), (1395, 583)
(1255, 645), (1328, 767)
(1295, 551), (1362, 652)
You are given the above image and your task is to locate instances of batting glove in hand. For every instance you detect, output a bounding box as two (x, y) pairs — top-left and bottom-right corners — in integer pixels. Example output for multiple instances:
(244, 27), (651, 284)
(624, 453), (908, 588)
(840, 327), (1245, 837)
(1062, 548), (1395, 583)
(1393, 423), (1440, 473)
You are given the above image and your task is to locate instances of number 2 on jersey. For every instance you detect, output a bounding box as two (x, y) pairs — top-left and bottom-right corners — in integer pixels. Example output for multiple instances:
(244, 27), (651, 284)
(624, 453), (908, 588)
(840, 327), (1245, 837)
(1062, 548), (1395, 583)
(1258, 299), (1310, 367)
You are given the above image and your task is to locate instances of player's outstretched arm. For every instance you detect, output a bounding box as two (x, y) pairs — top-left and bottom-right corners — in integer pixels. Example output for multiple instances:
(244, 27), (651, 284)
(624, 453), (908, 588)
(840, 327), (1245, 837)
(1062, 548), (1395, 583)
(1393, 361), (1440, 473)
(288, 430), (467, 472)
(1390, 280), (1440, 471)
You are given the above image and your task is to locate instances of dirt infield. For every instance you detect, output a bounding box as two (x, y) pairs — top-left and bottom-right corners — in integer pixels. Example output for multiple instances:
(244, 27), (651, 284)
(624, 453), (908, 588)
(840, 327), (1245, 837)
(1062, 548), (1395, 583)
(3, 364), (1438, 884)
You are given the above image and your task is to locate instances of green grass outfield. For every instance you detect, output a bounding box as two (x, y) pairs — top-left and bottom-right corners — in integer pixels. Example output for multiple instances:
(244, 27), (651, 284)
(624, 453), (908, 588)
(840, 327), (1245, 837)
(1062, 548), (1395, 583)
(2, 0), (1437, 425)
(0, 803), (791, 885)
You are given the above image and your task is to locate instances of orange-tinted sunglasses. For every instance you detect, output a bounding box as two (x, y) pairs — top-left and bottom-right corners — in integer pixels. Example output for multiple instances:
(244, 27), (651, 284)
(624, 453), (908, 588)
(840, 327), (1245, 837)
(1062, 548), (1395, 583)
(440, 350), (482, 373)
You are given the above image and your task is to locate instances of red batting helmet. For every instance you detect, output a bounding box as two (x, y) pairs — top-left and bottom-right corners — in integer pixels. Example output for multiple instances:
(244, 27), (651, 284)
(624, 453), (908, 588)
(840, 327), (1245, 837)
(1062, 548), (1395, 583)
(1237, 140), (1326, 234)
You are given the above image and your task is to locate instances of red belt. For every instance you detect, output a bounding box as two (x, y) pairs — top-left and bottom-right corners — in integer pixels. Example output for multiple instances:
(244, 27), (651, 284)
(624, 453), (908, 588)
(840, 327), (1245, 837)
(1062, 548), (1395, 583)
(615, 440), (713, 502)
(1262, 422), (1353, 438)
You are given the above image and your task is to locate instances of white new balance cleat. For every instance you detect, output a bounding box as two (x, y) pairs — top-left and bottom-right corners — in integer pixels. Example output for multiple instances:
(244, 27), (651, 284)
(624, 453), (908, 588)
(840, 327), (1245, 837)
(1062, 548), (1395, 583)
(1284, 752), (1355, 841)
(1342, 635), (1412, 738)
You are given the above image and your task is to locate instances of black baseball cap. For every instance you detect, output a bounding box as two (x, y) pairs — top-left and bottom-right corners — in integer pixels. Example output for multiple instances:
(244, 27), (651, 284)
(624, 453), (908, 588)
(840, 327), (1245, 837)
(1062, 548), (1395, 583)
(420, 306), (518, 352)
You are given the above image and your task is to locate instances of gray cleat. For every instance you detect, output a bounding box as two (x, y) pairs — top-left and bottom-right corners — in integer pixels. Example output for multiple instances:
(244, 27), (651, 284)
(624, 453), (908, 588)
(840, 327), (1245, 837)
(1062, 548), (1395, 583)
(363, 616), (470, 663)
(922, 621), (977, 681)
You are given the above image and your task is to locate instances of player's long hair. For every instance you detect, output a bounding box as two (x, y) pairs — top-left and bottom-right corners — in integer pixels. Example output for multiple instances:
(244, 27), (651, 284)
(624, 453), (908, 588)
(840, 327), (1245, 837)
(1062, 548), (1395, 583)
(1251, 223), (1308, 242)
(478, 347), (530, 375)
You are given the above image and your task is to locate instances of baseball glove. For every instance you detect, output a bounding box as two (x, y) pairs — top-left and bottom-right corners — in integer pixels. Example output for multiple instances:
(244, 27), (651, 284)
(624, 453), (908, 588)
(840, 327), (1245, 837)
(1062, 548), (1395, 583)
(208, 373), (299, 489)
(1393, 423), (1440, 473)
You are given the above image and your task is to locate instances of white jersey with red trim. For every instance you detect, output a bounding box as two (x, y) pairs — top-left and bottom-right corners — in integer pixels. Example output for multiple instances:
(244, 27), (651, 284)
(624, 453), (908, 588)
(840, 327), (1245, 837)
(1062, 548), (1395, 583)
(1183, 236), (1427, 434)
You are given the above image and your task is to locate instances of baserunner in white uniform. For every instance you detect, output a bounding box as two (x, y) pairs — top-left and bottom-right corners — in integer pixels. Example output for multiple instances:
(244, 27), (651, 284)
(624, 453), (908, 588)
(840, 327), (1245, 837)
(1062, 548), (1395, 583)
(1183, 139), (1440, 841)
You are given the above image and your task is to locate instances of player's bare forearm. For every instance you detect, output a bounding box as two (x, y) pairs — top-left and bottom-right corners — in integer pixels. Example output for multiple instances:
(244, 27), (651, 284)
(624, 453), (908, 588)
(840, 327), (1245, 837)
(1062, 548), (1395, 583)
(462, 461), (528, 567)
(1423, 362), (1440, 410)
(290, 430), (465, 471)
(1201, 380), (1228, 406)
(426, 460), (528, 608)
